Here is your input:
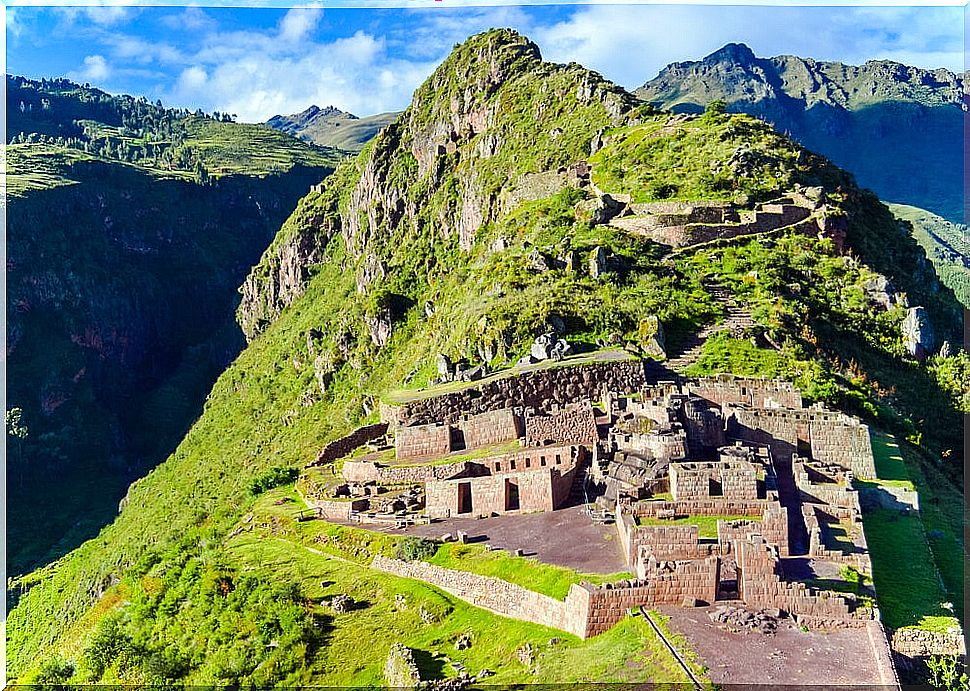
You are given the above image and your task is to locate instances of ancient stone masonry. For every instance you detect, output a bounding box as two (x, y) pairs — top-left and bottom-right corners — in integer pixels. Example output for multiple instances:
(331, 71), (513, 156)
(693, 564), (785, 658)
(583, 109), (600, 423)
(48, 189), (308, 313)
(425, 446), (584, 518)
(737, 536), (875, 629)
(607, 196), (820, 250)
(342, 459), (472, 485)
(727, 407), (876, 477)
(372, 555), (584, 637)
(303, 363), (885, 639)
(309, 422), (389, 467)
(458, 407), (522, 449)
(382, 358), (649, 427)
(396, 423), (453, 460)
(669, 459), (758, 501)
(687, 376), (803, 409)
(524, 401), (597, 447)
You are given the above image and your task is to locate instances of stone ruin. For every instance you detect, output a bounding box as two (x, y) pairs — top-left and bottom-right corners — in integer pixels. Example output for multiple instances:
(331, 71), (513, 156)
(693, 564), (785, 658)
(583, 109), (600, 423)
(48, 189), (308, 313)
(305, 362), (886, 638)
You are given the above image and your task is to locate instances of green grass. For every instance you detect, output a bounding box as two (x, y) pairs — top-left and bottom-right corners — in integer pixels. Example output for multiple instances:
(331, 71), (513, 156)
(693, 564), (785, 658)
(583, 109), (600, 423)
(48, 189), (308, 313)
(590, 112), (809, 205)
(427, 543), (632, 600)
(861, 506), (956, 630)
(860, 431), (965, 631)
(635, 514), (754, 539)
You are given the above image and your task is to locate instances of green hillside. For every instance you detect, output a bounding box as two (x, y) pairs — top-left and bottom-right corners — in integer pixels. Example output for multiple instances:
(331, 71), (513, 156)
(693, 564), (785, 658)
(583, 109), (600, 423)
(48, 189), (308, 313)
(7, 30), (967, 686)
(636, 44), (965, 224)
(888, 203), (970, 308)
(6, 77), (344, 577)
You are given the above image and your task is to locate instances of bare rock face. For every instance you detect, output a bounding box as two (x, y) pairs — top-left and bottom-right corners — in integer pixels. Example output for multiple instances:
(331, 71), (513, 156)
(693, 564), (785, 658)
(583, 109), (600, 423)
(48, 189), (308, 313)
(863, 275), (906, 310)
(902, 306), (936, 360)
(238, 216), (337, 341)
(356, 252), (388, 294)
(365, 309), (393, 348)
(638, 316), (667, 360)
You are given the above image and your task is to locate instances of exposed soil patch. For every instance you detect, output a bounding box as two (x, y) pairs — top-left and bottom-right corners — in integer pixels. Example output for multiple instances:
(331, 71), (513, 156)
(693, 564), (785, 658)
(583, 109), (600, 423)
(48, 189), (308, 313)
(659, 604), (894, 687)
(368, 506), (628, 575)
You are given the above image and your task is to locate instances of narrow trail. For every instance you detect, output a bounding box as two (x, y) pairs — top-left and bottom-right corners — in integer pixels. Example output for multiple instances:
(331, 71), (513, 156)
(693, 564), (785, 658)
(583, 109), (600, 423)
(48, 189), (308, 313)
(639, 607), (705, 690)
(665, 281), (754, 371)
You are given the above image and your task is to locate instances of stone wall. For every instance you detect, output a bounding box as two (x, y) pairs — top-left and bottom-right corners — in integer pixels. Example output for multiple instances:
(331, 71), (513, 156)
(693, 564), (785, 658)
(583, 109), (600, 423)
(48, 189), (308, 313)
(371, 555), (583, 636)
(632, 524), (717, 562)
(342, 459), (471, 484)
(737, 536), (873, 628)
(669, 460), (758, 501)
(579, 558), (720, 637)
(383, 359), (649, 427)
(728, 407), (876, 478)
(309, 422), (390, 467)
(891, 626), (966, 659)
(425, 458), (580, 519)
(372, 554), (715, 640)
(687, 377), (803, 409)
(612, 428), (687, 463)
(458, 408), (522, 449)
(308, 497), (368, 521)
(611, 204), (815, 249)
(525, 401), (597, 447)
(395, 423), (452, 460)
(632, 498), (772, 519)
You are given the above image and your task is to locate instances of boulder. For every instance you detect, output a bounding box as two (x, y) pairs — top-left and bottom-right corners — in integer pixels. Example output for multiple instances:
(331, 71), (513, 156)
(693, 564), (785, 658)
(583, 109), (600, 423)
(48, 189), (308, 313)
(637, 316), (666, 360)
(436, 353), (453, 380)
(385, 643), (422, 688)
(589, 246), (609, 278)
(902, 306), (936, 360)
(578, 194), (625, 225)
(330, 594), (354, 613)
(528, 247), (551, 273)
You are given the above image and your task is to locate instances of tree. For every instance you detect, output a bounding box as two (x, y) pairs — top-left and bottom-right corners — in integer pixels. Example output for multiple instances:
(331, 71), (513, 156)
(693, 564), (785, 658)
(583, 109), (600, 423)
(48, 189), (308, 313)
(706, 99), (728, 116)
(6, 408), (29, 487)
(928, 654), (970, 691)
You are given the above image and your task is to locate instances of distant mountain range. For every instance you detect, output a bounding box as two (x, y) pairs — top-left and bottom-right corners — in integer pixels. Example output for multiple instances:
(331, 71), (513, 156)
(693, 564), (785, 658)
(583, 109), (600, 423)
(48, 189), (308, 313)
(266, 104), (399, 152)
(636, 43), (966, 223)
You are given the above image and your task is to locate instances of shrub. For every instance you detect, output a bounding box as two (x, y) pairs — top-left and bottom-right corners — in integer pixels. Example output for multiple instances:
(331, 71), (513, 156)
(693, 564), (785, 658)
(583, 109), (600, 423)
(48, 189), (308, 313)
(248, 466), (299, 496)
(395, 537), (438, 562)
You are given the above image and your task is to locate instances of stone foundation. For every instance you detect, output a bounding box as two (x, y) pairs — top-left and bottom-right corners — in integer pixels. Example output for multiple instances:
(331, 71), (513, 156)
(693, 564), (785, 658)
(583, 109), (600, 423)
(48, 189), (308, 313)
(383, 359), (649, 427)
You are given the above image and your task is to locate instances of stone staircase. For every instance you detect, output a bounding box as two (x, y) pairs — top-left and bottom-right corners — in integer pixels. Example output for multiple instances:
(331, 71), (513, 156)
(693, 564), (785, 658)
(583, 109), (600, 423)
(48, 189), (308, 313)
(665, 282), (754, 371)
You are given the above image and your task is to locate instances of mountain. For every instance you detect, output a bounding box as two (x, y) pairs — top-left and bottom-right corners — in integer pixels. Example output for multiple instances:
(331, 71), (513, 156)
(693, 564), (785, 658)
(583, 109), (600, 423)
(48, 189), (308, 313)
(8, 31), (967, 685)
(889, 203), (970, 307)
(5, 76), (344, 577)
(635, 44), (966, 223)
(266, 104), (400, 151)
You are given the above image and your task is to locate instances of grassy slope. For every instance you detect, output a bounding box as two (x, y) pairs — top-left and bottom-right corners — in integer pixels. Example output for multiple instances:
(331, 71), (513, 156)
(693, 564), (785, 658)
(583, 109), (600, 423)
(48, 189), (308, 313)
(888, 203), (970, 309)
(9, 29), (966, 683)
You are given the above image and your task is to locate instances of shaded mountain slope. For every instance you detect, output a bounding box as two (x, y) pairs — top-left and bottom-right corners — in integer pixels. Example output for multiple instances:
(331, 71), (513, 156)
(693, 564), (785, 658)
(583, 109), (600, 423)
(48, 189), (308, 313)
(266, 104), (400, 151)
(5, 78), (342, 576)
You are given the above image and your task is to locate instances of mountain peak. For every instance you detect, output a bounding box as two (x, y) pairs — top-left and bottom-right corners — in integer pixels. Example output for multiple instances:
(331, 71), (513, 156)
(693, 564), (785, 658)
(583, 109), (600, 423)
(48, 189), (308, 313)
(705, 42), (757, 65)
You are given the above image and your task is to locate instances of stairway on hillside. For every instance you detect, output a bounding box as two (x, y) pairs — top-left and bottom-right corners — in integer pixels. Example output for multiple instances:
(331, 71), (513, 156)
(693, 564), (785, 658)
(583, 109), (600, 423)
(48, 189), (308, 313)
(665, 281), (755, 371)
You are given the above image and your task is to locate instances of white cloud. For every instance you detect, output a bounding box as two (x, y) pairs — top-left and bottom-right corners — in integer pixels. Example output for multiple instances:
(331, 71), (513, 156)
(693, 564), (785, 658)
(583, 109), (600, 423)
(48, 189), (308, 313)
(68, 54), (112, 83)
(278, 8), (323, 43)
(177, 65), (208, 91)
(159, 8), (216, 33)
(55, 6), (139, 27)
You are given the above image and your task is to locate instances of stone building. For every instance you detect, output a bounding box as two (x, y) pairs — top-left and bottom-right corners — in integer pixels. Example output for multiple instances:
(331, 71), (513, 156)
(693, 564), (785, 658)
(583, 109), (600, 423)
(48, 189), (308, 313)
(425, 445), (585, 518)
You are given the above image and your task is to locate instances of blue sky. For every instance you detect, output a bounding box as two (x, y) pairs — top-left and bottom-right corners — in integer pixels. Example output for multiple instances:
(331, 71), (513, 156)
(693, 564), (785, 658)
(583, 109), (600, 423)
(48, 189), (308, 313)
(5, 3), (966, 122)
